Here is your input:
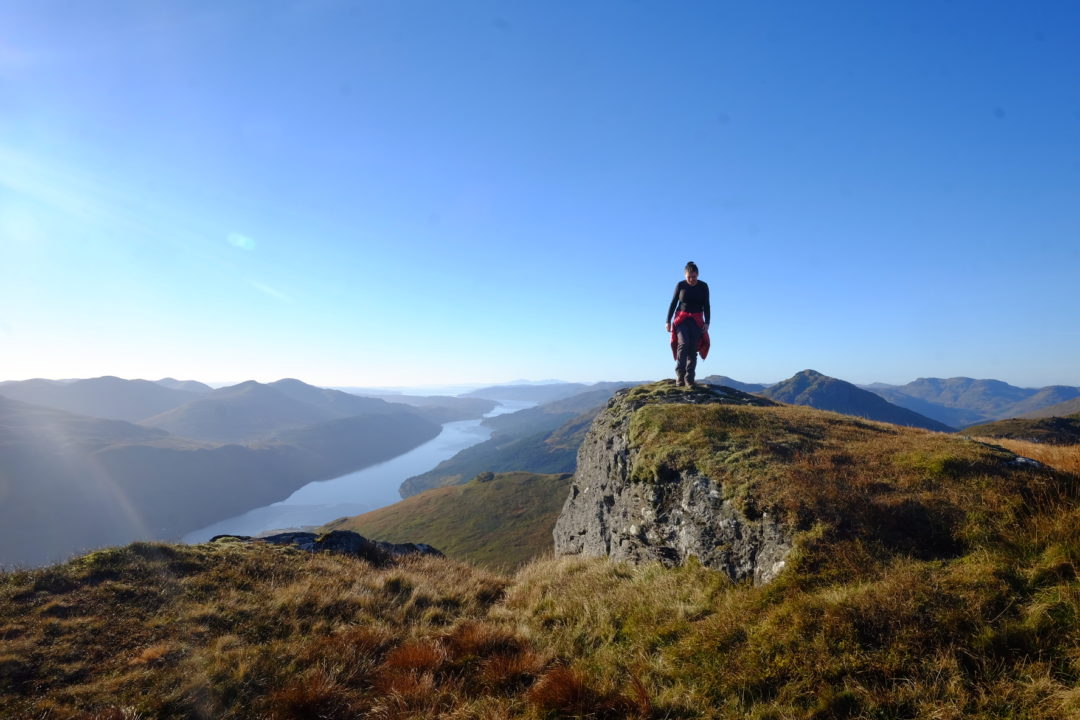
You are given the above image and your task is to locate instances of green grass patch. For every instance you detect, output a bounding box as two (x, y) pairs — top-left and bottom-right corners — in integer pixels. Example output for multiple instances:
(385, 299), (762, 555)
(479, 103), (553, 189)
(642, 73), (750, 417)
(326, 471), (572, 572)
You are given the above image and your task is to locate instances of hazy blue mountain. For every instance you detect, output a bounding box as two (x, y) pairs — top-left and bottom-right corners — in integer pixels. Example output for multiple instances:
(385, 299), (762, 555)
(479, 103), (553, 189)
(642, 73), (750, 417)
(155, 378), (213, 393)
(140, 381), (341, 443)
(896, 378), (1033, 415)
(865, 378), (1080, 427)
(763, 370), (955, 432)
(863, 385), (987, 428)
(0, 394), (440, 567)
(1019, 396), (1080, 419)
(140, 380), (418, 444)
(463, 382), (593, 404)
(267, 378), (402, 417)
(0, 392), (171, 448)
(700, 375), (770, 393)
(1008, 386), (1080, 417)
(265, 379), (494, 423)
(0, 376), (199, 422)
(364, 394), (499, 423)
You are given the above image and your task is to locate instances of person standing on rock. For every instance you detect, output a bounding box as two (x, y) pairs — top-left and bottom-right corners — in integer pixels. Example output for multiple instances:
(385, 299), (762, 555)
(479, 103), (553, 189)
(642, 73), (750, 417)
(666, 261), (711, 387)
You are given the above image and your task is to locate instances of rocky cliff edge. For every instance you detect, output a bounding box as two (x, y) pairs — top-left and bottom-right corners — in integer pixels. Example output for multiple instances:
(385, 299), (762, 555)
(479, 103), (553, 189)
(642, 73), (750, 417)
(554, 380), (1064, 586)
(554, 381), (789, 584)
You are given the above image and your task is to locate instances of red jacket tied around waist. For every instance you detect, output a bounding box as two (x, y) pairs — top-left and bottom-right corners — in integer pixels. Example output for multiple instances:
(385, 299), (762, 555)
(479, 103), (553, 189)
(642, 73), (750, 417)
(670, 311), (710, 360)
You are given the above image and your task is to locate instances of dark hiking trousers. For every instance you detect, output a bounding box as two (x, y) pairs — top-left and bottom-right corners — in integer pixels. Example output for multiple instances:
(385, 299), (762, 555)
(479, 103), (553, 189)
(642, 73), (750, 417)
(675, 320), (701, 382)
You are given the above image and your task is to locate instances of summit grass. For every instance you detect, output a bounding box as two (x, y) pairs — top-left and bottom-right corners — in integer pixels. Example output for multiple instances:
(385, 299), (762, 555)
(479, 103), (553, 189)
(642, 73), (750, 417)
(2, 395), (1079, 719)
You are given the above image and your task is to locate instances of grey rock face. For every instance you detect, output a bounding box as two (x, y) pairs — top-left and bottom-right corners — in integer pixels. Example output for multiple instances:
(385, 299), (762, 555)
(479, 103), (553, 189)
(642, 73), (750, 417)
(553, 382), (792, 585)
(210, 530), (443, 566)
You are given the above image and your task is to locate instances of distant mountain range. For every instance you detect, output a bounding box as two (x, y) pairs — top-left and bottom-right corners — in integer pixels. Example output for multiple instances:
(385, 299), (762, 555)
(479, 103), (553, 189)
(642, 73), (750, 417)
(861, 378), (1080, 428)
(762, 370), (955, 432)
(463, 381), (638, 404)
(0, 376), (500, 567)
(141, 379), (413, 444)
(0, 376), (206, 422)
(696, 374), (1079, 429)
(0, 376), (495, 444)
(1019, 396), (1080, 419)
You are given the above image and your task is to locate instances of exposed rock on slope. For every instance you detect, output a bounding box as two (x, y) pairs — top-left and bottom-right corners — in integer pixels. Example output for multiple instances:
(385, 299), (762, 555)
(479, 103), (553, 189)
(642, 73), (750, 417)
(554, 382), (790, 584)
(209, 530), (442, 566)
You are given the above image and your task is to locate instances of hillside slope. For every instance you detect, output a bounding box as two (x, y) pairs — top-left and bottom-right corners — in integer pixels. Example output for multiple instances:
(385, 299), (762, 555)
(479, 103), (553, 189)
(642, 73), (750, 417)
(3, 385), (1078, 719)
(327, 472), (572, 570)
(1022, 396), (1080, 419)
(965, 413), (1080, 444)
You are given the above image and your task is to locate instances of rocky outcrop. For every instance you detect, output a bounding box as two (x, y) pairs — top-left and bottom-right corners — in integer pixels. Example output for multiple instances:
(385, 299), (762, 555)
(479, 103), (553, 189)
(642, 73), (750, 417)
(553, 382), (792, 585)
(210, 530), (442, 566)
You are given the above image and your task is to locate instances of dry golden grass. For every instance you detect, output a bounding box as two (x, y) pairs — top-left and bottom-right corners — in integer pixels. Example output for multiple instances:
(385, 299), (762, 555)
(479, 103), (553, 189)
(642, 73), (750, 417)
(974, 436), (1080, 475)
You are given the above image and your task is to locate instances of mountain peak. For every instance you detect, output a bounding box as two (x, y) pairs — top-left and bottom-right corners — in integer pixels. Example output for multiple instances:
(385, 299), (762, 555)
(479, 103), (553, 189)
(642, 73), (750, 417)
(270, 378), (310, 388)
(764, 371), (953, 432)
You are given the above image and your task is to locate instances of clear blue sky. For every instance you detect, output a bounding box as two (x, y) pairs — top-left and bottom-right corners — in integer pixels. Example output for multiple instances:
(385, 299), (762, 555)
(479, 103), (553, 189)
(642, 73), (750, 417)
(2, 1), (1078, 388)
